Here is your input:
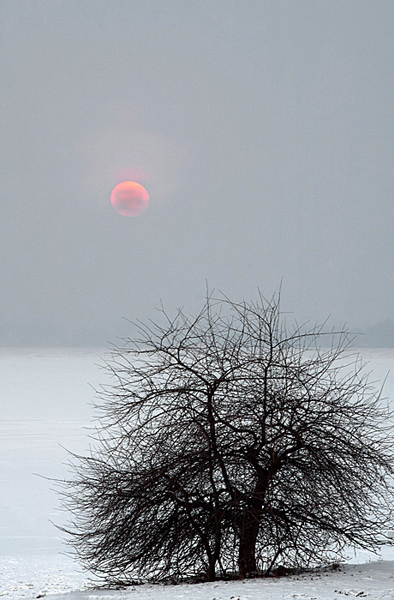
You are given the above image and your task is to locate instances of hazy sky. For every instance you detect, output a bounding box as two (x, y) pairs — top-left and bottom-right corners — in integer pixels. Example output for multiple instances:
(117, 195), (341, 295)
(1, 0), (393, 345)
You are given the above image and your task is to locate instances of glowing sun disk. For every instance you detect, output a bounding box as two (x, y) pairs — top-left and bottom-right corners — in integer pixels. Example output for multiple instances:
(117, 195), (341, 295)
(110, 181), (149, 217)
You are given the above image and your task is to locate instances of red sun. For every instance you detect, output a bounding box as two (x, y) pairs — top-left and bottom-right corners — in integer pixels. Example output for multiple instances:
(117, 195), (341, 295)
(110, 181), (149, 217)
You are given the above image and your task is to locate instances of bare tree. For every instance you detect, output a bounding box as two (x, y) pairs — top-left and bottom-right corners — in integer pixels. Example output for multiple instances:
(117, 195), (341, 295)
(59, 292), (394, 583)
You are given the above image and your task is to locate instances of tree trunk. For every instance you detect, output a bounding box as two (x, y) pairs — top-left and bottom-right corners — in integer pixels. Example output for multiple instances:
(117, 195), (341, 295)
(238, 514), (260, 578)
(238, 475), (267, 578)
(205, 561), (216, 582)
(204, 520), (221, 581)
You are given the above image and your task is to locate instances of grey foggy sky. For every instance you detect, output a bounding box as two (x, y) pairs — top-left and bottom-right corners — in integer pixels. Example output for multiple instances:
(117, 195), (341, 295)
(1, 0), (393, 345)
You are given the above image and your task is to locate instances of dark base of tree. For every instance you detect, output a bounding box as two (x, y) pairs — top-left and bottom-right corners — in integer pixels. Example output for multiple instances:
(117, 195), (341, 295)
(125, 563), (338, 586)
(238, 536), (259, 579)
(238, 556), (257, 580)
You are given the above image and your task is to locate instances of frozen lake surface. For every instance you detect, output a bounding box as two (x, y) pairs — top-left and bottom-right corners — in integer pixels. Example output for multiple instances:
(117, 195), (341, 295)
(0, 347), (107, 558)
(0, 347), (394, 599)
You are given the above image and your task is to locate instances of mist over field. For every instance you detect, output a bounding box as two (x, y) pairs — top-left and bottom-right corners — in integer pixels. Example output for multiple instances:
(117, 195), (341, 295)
(1, 0), (393, 346)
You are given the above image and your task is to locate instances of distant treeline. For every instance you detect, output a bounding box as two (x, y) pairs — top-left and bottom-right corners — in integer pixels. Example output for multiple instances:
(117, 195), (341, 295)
(357, 319), (394, 348)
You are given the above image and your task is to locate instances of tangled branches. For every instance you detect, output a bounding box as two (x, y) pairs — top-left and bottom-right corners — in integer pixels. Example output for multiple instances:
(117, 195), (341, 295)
(58, 292), (394, 583)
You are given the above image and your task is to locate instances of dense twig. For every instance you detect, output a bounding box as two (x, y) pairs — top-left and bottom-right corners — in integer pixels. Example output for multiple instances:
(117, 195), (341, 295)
(58, 291), (394, 583)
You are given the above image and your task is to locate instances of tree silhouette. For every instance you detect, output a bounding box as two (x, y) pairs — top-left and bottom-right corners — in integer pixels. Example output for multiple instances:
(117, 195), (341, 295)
(59, 292), (394, 583)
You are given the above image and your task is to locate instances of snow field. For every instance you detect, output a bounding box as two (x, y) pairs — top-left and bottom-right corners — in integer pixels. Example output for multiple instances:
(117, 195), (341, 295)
(1, 348), (394, 599)
(3, 559), (394, 600)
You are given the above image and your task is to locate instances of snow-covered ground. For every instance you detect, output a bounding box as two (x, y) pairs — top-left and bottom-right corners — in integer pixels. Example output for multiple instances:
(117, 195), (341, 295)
(3, 556), (394, 600)
(1, 347), (394, 600)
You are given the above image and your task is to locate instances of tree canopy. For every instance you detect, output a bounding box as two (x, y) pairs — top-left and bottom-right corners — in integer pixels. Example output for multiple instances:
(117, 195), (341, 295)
(59, 292), (394, 583)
